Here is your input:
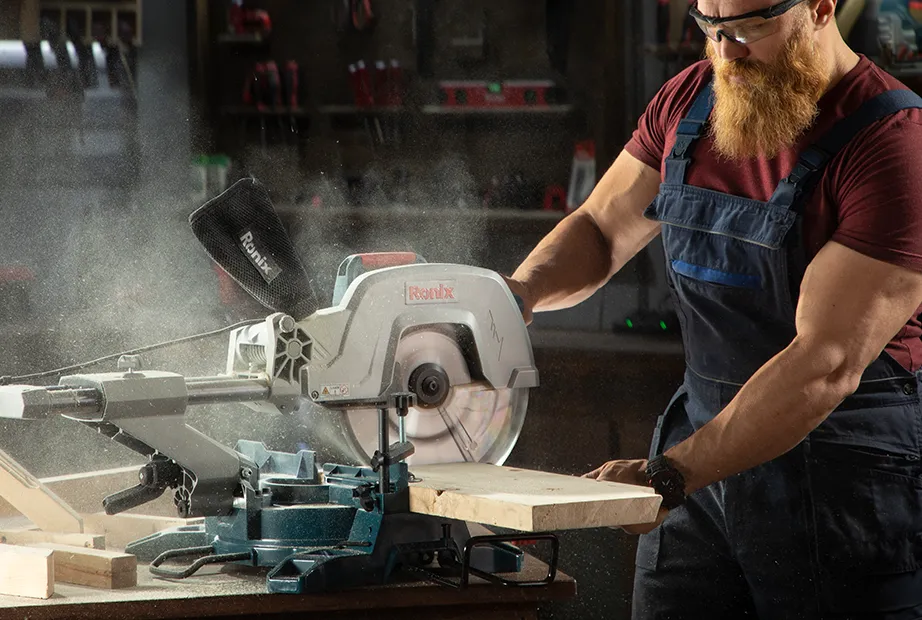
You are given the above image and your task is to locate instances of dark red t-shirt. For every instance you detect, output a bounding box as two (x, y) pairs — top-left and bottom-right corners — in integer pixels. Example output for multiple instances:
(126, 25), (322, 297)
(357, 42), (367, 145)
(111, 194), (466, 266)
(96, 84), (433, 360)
(626, 55), (922, 372)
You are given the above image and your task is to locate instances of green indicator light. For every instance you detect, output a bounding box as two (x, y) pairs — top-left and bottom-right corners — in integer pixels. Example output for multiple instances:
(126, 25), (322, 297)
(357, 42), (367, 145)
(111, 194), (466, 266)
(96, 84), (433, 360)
(488, 82), (502, 94)
(625, 318), (634, 329)
(660, 321), (667, 330)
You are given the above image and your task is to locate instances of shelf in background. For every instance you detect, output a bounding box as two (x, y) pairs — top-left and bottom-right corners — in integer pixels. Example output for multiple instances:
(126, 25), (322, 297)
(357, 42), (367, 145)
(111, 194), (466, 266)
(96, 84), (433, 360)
(318, 105), (412, 116)
(275, 206), (567, 237)
(277, 205), (566, 223)
(421, 104), (575, 115)
(219, 105), (310, 117)
(884, 64), (922, 78)
(317, 104), (576, 116)
(216, 32), (269, 45)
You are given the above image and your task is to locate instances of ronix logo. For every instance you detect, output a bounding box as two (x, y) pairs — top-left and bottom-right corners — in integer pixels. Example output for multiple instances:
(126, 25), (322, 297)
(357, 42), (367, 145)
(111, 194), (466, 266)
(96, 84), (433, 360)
(238, 230), (282, 285)
(406, 281), (457, 305)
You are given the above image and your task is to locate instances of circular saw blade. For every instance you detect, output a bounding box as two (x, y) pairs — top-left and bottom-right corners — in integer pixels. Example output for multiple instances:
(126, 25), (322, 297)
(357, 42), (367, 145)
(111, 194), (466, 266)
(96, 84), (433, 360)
(341, 329), (528, 466)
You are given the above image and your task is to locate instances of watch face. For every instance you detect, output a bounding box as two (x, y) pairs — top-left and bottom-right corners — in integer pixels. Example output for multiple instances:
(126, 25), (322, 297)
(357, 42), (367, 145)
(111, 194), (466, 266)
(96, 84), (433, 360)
(647, 455), (686, 509)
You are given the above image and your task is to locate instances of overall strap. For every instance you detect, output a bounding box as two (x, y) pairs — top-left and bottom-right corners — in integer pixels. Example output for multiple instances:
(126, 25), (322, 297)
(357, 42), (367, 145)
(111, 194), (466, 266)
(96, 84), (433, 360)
(771, 89), (922, 210)
(664, 81), (715, 185)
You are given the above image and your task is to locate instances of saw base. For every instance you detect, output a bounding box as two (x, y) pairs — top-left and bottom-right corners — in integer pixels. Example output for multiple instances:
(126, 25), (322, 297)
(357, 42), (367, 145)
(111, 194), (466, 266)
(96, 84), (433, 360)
(125, 441), (551, 594)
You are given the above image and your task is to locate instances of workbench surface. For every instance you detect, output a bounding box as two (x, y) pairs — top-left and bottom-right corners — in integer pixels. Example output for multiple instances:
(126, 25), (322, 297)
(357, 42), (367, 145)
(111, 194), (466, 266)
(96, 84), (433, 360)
(0, 553), (574, 620)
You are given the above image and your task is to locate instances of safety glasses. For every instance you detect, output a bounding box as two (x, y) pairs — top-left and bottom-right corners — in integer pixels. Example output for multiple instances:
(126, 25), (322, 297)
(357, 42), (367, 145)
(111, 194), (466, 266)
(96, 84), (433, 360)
(690, 0), (810, 45)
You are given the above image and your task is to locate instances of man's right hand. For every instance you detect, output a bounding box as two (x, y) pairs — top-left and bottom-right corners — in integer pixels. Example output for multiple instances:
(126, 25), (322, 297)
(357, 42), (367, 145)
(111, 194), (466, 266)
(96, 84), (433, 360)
(502, 275), (535, 326)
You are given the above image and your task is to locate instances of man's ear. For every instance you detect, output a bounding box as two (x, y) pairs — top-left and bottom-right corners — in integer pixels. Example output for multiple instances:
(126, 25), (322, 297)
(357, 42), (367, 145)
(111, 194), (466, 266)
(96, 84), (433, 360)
(813, 0), (837, 29)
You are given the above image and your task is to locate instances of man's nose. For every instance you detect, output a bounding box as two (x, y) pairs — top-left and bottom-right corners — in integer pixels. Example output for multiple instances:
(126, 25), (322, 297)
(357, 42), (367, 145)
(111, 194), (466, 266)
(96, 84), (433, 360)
(715, 33), (750, 60)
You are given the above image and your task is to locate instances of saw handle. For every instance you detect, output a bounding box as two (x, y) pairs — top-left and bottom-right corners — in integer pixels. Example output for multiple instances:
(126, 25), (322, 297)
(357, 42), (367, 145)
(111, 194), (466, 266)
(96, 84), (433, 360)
(103, 459), (184, 515)
(103, 483), (168, 515)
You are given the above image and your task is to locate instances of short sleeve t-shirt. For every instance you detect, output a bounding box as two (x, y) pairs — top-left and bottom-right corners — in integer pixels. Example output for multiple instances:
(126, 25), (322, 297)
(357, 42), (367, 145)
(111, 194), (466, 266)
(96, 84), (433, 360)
(625, 55), (922, 372)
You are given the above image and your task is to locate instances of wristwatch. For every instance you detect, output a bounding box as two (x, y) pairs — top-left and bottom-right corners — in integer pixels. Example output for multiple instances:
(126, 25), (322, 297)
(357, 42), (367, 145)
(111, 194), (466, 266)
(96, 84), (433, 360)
(645, 454), (687, 510)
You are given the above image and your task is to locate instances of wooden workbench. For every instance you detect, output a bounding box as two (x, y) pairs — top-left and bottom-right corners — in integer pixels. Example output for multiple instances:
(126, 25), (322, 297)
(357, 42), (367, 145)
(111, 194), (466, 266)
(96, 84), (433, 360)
(0, 553), (574, 620)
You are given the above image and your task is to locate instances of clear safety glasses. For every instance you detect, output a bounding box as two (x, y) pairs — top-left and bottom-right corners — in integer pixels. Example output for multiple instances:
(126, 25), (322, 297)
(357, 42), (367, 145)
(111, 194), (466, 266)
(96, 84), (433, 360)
(690, 0), (809, 45)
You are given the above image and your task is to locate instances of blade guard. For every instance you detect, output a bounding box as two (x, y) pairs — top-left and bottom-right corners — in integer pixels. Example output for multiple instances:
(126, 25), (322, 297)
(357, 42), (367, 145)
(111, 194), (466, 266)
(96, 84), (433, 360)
(299, 263), (538, 407)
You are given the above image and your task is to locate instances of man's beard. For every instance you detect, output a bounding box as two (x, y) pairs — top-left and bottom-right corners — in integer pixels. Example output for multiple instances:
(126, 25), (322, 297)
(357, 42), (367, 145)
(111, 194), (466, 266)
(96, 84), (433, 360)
(706, 20), (829, 160)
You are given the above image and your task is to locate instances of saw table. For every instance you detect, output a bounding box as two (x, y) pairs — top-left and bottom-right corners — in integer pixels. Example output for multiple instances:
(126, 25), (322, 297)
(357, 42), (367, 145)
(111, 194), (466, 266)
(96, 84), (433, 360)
(0, 548), (573, 620)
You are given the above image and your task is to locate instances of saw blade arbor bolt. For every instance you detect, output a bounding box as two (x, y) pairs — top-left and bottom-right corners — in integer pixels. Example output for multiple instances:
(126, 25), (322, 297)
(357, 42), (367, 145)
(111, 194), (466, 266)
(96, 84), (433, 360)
(407, 364), (450, 408)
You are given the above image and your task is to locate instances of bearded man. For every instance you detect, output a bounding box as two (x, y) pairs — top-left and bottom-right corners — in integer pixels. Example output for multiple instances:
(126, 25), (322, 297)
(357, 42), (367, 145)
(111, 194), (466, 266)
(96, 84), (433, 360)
(505, 0), (922, 617)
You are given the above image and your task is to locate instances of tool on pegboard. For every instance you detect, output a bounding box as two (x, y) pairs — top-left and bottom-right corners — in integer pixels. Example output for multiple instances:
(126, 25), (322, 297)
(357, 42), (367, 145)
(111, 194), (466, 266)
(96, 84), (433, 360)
(543, 185), (567, 212)
(437, 80), (560, 108)
(242, 62), (268, 110)
(228, 0), (272, 38)
(282, 61), (299, 107)
(566, 140), (596, 213)
(348, 60), (375, 107)
(336, 0), (378, 33)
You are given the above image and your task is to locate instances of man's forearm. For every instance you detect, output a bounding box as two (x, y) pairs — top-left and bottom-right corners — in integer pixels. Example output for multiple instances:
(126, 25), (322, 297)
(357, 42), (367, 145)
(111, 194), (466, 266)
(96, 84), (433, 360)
(665, 338), (858, 494)
(511, 212), (613, 312)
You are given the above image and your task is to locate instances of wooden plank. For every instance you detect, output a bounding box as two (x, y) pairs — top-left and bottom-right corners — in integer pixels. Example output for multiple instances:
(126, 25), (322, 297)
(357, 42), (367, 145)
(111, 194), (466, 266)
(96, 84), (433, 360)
(0, 449), (82, 533)
(0, 545), (54, 599)
(408, 463), (662, 532)
(0, 530), (105, 549)
(33, 543), (136, 589)
(81, 513), (204, 550)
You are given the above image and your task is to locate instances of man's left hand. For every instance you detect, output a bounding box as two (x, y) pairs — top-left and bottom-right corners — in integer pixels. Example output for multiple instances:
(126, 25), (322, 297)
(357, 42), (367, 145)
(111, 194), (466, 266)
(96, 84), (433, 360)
(582, 458), (669, 534)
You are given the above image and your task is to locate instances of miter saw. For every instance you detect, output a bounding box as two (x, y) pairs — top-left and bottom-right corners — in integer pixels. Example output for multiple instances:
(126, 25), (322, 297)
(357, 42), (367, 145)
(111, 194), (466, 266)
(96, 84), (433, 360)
(0, 178), (555, 593)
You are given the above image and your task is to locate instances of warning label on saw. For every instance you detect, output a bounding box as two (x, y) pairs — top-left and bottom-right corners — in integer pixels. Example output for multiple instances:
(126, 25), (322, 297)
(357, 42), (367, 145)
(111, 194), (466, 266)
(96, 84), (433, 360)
(320, 384), (350, 397)
(405, 281), (458, 305)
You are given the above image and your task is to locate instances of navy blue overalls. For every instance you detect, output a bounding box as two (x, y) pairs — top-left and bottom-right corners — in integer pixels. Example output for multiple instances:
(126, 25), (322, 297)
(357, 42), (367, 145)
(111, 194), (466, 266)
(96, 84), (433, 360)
(634, 82), (922, 619)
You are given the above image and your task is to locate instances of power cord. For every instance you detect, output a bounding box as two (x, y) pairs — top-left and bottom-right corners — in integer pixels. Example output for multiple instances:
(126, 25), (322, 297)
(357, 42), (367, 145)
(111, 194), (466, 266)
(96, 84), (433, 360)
(0, 318), (263, 386)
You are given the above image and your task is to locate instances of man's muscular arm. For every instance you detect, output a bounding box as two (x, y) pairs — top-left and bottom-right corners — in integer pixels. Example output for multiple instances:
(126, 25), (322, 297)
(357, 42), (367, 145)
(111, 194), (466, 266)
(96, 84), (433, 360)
(507, 151), (662, 322)
(666, 241), (922, 494)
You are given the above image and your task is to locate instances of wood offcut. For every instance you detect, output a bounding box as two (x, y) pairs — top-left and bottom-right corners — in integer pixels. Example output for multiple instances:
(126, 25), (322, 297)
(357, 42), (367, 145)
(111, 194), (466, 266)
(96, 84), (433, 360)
(35, 543), (137, 589)
(0, 544), (54, 599)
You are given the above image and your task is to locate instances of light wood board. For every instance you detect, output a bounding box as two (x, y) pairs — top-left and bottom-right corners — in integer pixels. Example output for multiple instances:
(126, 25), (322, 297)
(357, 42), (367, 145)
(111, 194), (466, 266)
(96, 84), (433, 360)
(33, 543), (137, 589)
(0, 449), (82, 533)
(81, 513), (205, 551)
(0, 530), (105, 550)
(0, 545), (53, 599)
(408, 463), (662, 532)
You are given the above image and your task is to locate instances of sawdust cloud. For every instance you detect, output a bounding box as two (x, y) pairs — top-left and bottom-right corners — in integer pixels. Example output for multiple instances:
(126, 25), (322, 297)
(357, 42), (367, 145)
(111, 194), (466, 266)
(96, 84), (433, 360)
(0, 114), (509, 485)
